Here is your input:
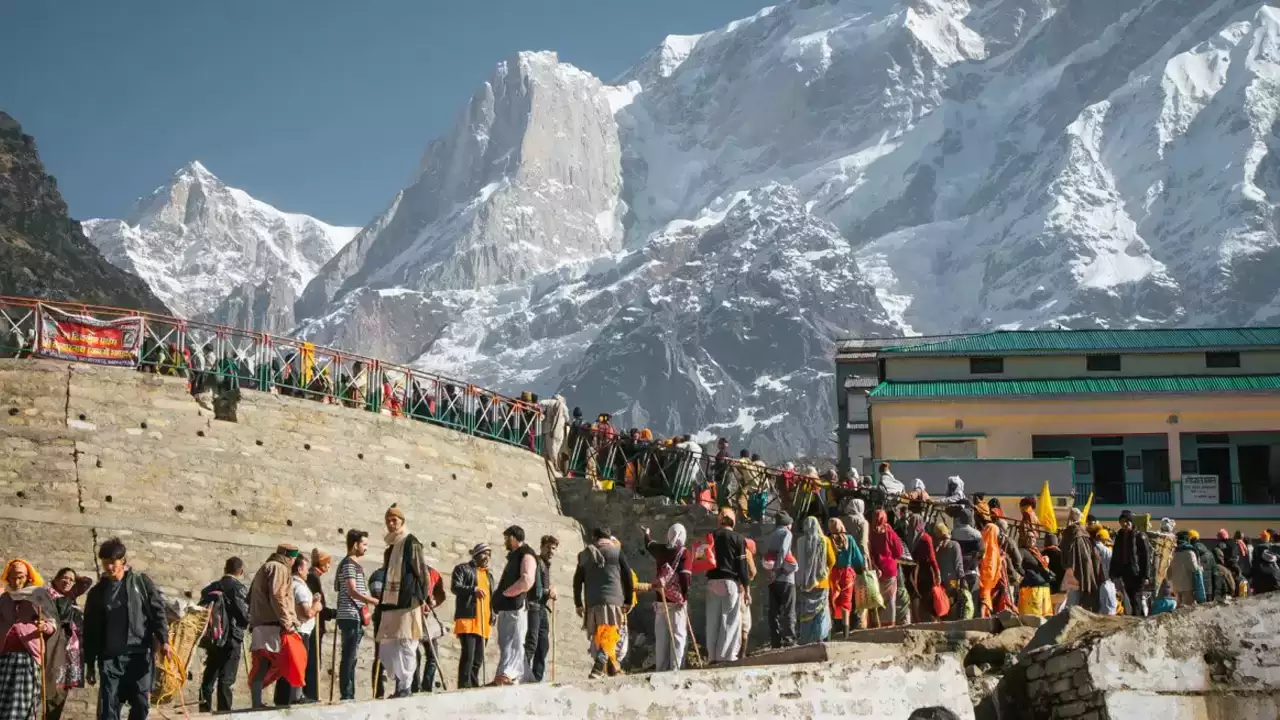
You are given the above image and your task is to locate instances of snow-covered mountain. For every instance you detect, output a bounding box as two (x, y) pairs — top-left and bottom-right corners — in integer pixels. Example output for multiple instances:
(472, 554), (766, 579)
(85, 162), (358, 332)
(296, 0), (1280, 459)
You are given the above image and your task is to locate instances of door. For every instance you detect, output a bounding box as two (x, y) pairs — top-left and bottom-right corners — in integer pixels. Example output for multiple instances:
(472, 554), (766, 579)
(1237, 445), (1272, 504)
(1197, 447), (1233, 505)
(1092, 450), (1126, 505)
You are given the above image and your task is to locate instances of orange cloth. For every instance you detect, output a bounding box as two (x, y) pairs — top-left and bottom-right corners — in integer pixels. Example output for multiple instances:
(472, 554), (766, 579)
(453, 568), (492, 639)
(978, 524), (1002, 617)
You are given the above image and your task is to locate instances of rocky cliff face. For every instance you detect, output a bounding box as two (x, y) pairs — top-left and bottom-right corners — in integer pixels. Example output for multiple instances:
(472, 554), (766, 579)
(300, 0), (1280, 458)
(0, 112), (168, 313)
(83, 161), (357, 329)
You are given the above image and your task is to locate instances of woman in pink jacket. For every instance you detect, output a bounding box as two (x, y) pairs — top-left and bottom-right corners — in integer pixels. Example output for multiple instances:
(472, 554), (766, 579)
(868, 510), (905, 627)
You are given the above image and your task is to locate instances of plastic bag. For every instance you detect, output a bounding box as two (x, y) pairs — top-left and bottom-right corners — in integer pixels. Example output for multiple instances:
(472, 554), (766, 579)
(855, 570), (885, 612)
(930, 585), (951, 619)
(691, 534), (717, 574)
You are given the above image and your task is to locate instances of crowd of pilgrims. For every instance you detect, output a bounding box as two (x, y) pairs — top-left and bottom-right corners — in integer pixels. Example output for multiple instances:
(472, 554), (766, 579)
(2, 477), (1280, 719)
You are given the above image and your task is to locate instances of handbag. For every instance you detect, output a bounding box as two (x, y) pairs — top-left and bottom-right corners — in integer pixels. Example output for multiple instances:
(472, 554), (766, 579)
(655, 548), (688, 604)
(360, 604), (372, 627)
(931, 585), (952, 619)
(855, 570), (885, 612)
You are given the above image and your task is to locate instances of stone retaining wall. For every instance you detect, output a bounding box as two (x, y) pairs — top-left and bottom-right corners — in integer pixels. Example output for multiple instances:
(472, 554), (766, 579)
(0, 359), (589, 716)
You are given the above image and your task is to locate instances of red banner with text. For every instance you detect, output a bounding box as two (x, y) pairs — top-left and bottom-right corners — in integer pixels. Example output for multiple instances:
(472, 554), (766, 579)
(36, 304), (144, 366)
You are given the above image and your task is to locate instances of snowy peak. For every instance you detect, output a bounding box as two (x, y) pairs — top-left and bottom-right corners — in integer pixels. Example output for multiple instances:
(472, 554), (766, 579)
(84, 162), (358, 328)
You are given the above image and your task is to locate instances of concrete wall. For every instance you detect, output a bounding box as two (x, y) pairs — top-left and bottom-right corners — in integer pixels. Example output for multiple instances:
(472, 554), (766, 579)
(253, 653), (976, 720)
(0, 359), (589, 716)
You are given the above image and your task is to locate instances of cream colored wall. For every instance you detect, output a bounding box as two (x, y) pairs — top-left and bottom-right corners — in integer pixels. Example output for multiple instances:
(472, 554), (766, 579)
(871, 393), (1280, 481)
(884, 350), (1280, 381)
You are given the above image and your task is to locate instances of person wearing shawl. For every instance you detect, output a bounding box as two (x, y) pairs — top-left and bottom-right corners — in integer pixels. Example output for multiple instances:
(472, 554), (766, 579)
(574, 527), (635, 677)
(933, 524), (965, 619)
(1017, 532), (1055, 616)
(1188, 530), (1217, 602)
(903, 479), (930, 503)
(949, 507), (983, 596)
(1058, 509), (1100, 611)
(869, 510), (905, 627)
(1253, 550), (1280, 594)
(828, 518), (863, 634)
(644, 523), (693, 670)
(45, 568), (91, 720)
(0, 559), (57, 720)
(837, 498), (871, 629)
(1094, 529), (1118, 615)
(1018, 496), (1037, 528)
(913, 523), (942, 621)
(977, 523), (1011, 617)
(247, 544), (302, 708)
(376, 505), (436, 696)
(1150, 580), (1177, 615)
(1210, 546), (1236, 602)
(763, 513), (798, 648)
(1168, 531), (1206, 606)
(878, 463), (905, 494)
(793, 517), (835, 644)
(941, 476), (967, 505)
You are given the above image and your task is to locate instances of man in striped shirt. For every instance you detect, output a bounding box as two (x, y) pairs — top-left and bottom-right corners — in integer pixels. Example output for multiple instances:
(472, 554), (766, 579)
(334, 530), (378, 701)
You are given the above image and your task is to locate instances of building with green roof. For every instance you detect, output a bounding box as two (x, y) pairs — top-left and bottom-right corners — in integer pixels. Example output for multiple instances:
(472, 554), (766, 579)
(837, 327), (1280, 534)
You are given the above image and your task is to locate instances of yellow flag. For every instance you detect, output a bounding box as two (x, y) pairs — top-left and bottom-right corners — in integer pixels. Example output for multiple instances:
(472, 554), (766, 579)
(1037, 480), (1058, 534)
(301, 342), (315, 387)
(1079, 492), (1093, 525)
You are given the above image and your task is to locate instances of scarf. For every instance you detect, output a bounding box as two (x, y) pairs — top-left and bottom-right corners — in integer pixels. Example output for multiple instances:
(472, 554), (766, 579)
(915, 532), (939, 587)
(829, 518), (849, 550)
(2, 559), (44, 590)
(795, 516), (829, 589)
(872, 509), (890, 534)
(666, 523), (687, 549)
(1066, 527), (1099, 597)
(381, 527), (410, 602)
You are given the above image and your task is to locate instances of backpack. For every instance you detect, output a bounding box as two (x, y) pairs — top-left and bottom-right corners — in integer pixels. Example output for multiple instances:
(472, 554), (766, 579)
(198, 587), (233, 650)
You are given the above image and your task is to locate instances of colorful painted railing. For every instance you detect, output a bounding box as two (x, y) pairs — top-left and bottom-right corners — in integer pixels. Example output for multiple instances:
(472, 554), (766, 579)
(0, 296), (543, 453)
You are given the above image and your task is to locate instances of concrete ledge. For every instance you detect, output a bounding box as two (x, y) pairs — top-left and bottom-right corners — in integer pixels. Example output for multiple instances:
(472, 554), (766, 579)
(254, 654), (976, 720)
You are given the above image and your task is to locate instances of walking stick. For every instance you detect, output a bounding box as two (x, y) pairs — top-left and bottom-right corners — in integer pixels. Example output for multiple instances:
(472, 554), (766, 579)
(686, 602), (706, 666)
(372, 658), (381, 699)
(550, 599), (557, 683)
(328, 620), (338, 704)
(424, 604), (449, 692)
(37, 609), (48, 720)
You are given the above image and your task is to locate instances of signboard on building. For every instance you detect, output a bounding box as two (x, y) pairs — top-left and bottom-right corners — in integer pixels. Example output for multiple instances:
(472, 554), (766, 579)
(1181, 474), (1219, 505)
(36, 305), (143, 367)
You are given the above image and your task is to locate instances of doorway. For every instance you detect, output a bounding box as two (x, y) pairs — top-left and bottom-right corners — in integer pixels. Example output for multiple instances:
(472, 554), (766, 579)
(1197, 447), (1233, 505)
(1237, 445), (1273, 504)
(1092, 450), (1126, 505)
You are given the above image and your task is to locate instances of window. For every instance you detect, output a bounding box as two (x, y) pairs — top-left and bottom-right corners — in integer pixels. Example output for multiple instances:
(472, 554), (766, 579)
(1206, 351), (1240, 368)
(969, 357), (1004, 374)
(1087, 354), (1122, 371)
(919, 439), (978, 459)
(1090, 436), (1124, 446)
(1196, 434), (1229, 445)
(1125, 455), (1142, 470)
(1075, 459), (1093, 475)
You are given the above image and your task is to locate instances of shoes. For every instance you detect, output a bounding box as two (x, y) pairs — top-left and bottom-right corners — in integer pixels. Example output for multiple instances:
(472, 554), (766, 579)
(588, 659), (606, 679)
(487, 675), (514, 686)
(390, 689), (412, 699)
(197, 705), (211, 714)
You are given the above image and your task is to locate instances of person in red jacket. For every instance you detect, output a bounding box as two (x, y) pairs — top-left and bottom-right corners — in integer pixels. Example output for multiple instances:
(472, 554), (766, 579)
(869, 510), (904, 627)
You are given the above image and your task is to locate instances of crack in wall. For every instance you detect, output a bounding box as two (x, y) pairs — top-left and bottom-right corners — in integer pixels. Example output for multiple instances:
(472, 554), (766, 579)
(63, 364), (98, 570)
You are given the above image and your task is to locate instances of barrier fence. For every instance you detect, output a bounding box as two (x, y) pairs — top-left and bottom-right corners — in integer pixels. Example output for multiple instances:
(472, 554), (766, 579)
(0, 296), (543, 453)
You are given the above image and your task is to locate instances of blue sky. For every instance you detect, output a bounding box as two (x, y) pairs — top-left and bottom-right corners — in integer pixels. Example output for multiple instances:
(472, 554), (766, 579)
(1, 0), (769, 227)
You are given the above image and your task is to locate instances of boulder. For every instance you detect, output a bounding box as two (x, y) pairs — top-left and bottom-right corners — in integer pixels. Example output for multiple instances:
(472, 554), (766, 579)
(966, 626), (1037, 668)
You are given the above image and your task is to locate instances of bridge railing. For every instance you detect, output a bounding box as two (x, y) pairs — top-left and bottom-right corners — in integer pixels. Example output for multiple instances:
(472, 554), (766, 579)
(0, 296), (542, 453)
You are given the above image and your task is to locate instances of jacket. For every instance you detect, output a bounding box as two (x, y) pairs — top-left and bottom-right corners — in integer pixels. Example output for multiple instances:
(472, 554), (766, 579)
(200, 575), (250, 644)
(764, 526), (798, 584)
(1168, 544), (1205, 601)
(83, 570), (169, 666)
(1019, 549), (1053, 588)
(1110, 528), (1150, 581)
(248, 553), (298, 631)
(450, 561), (496, 621)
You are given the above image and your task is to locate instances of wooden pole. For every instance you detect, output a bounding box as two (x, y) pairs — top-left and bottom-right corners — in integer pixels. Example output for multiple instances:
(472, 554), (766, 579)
(656, 581), (680, 671)
(550, 599), (557, 683)
(37, 609), (48, 720)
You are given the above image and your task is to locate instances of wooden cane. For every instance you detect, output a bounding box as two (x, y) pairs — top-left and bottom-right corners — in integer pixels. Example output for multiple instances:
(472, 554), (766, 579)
(683, 605), (703, 668)
(38, 609), (48, 720)
(550, 599), (557, 683)
(372, 657), (381, 699)
(328, 620), (338, 704)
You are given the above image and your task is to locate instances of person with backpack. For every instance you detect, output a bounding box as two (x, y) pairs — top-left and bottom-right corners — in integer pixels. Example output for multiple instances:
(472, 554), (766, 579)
(705, 509), (751, 663)
(197, 557), (249, 713)
(644, 523), (693, 670)
(83, 538), (170, 720)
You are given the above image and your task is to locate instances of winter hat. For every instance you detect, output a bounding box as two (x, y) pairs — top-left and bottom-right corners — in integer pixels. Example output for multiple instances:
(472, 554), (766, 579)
(470, 543), (491, 557)
(1217, 529), (1230, 541)
(1119, 509), (1134, 522)
(776, 512), (794, 527)
(385, 504), (405, 522)
(1187, 530), (1200, 541)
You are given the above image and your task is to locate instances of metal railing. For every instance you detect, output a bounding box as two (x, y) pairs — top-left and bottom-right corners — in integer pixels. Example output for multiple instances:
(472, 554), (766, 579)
(561, 426), (861, 520)
(0, 296), (543, 453)
(1074, 480), (1278, 506)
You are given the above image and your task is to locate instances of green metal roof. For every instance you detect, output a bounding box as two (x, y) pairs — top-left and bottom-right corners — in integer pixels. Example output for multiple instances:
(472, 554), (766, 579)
(869, 375), (1280, 400)
(880, 328), (1280, 355)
